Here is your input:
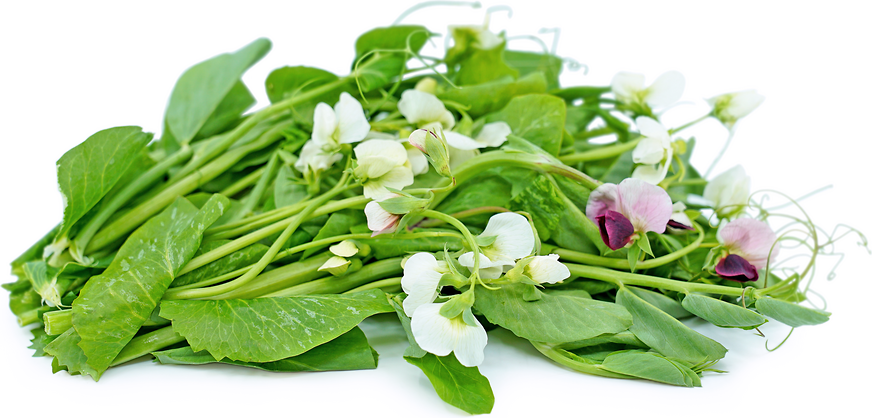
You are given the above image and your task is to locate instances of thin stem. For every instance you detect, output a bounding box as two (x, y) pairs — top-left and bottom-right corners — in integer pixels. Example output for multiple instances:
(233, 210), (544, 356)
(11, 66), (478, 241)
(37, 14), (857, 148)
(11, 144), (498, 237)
(219, 165), (266, 197)
(263, 258), (404, 297)
(550, 223), (705, 271)
(566, 263), (752, 298)
(343, 277), (402, 294)
(420, 209), (481, 286)
(670, 113), (711, 135)
(704, 126), (734, 178)
(558, 137), (641, 165)
(111, 326), (184, 366)
(205, 198), (312, 239)
(232, 152), (280, 222)
(530, 341), (633, 379)
(416, 206), (510, 228)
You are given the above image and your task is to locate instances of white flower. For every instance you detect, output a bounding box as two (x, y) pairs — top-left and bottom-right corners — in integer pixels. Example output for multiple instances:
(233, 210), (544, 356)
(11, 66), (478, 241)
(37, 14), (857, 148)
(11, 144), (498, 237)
(365, 130), (428, 176)
(523, 254), (570, 285)
(329, 240), (358, 257)
(397, 89), (455, 131)
(401, 252), (449, 316)
(318, 256), (351, 276)
(708, 90), (764, 127)
(364, 194), (401, 236)
(631, 117), (673, 184)
(295, 92), (370, 174)
(443, 121), (512, 169)
(353, 139), (414, 199)
(704, 165), (751, 217)
(411, 302), (488, 367)
(611, 71), (685, 110)
(458, 212), (535, 270)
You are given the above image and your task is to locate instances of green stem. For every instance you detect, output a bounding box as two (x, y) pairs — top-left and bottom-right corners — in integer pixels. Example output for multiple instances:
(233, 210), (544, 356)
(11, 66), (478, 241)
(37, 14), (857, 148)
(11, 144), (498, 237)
(70, 144), (194, 262)
(416, 206), (510, 228)
(263, 258), (404, 297)
(17, 308), (43, 326)
(206, 253), (333, 300)
(670, 113), (711, 135)
(549, 224), (705, 271)
(574, 126), (615, 140)
(177, 195), (368, 277)
(566, 263), (751, 298)
(558, 137), (641, 165)
(111, 326), (184, 366)
(232, 151), (280, 222)
(205, 198), (312, 239)
(343, 277), (402, 294)
(87, 120), (293, 254)
(168, 176), (352, 300)
(219, 165), (266, 197)
(43, 310), (72, 335)
(420, 209), (481, 280)
(530, 341), (633, 379)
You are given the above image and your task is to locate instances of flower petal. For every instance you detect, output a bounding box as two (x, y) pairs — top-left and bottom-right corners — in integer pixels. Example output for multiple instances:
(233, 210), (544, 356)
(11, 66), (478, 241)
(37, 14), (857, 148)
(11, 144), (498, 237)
(397, 90), (455, 129)
(596, 210), (635, 250)
(362, 164), (414, 199)
(334, 92), (370, 144)
(635, 116), (670, 142)
(526, 254), (570, 284)
(645, 71), (685, 108)
(475, 122), (511, 147)
(616, 178), (673, 234)
(728, 90), (765, 119)
(450, 313), (488, 367)
(444, 131), (484, 150)
(312, 102), (338, 145)
(586, 183), (620, 221)
(717, 218), (780, 268)
(457, 251), (502, 270)
(479, 212), (535, 265)
(632, 136), (668, 165)
(410, 303), (487, 367)
(402, 253), (445, 316)
(364, 200), (400, 236)
(715, 254), (759, 282)
(329, 240), (358, 257)
(703, 165), (751, 213)
(631, 159), (670, 184)
(406, 144), (429, 175)
(611, 72), (645, 104)
(294, 139), (341, 174)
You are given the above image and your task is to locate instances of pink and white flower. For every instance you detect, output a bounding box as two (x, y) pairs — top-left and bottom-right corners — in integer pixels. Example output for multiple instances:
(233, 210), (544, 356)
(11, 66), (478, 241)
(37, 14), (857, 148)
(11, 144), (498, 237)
(364, 194), (401, 237)
(715, 218), (780, 282)
(585, 178), (674, 250)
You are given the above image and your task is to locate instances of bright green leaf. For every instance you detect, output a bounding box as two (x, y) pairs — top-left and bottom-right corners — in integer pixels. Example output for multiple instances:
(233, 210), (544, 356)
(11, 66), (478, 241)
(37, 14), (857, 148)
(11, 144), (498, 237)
(682, 293), (766, 329)
(486, 94), (566, 156)
(405, 353), (495, 415)
(754, 298), (830, 327)
(438, 72), (548, 118)
(600, 351), (701, 387)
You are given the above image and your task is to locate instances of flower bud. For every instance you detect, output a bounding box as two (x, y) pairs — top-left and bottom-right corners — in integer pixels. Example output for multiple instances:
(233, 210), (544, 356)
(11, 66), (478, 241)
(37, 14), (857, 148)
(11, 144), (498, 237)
(408, 129), (452, 178)
(707, 90), (764, 127)
(704, 165), (751, 218)
(414, 77), (438, 95)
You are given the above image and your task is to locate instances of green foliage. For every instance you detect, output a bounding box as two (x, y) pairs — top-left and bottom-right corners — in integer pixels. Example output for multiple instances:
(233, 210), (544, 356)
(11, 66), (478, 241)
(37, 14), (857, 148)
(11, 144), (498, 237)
(405, 353), (495, 415)
(71, 195), (227, 374)
(600, 351), (701, 387)
(438, 72), (548, 118)
(160, 289), (392, 362)
(265, 66), (346, 124)
(153, 326), (378, 372)
(170, 240), (268, 288)
(486, 94), (566, 156)
(754, 298), (830, 327)
(503, 50), (563, 90)
(474, 284), (633, 344)
(353, 26), (429, 92)
(509, 175), (565, 240)
(682, 293), (766, 329)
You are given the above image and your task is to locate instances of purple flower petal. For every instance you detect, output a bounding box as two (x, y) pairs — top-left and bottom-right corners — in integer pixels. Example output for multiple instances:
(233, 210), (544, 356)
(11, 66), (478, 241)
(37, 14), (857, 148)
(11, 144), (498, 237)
(667, 219), (694, 230)
(596, 210), (635, 250)
(718, 218), (779, 269)
(715, 254), (759, 282)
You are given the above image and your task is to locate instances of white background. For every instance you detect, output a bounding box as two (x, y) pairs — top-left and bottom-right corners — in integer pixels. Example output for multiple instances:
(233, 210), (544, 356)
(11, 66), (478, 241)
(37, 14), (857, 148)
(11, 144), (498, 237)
(1, 1), (870, 416)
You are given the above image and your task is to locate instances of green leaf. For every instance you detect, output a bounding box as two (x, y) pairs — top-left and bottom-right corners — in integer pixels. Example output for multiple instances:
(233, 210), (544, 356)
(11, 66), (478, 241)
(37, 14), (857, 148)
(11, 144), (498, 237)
(302, 211), (363, 259)
(72, 194), (228, 374)
(170, 240), (268, 288)
(165, 38), (270, 144)
(28, 327), (58, 357)
(405, 353), (495, 415)
(629, 287), (691, 319)
(11, 224), (59, 274)
(22, 261), (64, 307)
(7, 280), (42, 318)
(43, 328), (101, 379)
(487, 94), (566, 155)
(509, 175), (565, 240)
(159, 289), (392, 362)
(274, 164), (308, 209)
(438, 72), (548, 118)
(56, 126), (152, 238)
(353, 26), (429, 92)
(265, 66), (345, 123)
(754, 298), (830, 327)
(600, 351), (701, 387)
(389, 294), (427, 358)
(153, 326), (378, 372)
(616, 286), (727, 364)
(435, 172), (512, 226)
(682, 293), (766, 329)
(195, 80), (256, 140)
(474, 284), (633, 344)
(454, 43), (518, 86)
(504, 50), (563, 90)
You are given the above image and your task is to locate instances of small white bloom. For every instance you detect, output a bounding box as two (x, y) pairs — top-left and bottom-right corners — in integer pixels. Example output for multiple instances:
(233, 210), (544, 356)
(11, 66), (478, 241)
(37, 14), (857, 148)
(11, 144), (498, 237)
(524, 254), (570, 285)
(442, 122), (512, 169)
(631, 117), (674, 184)
(411, 302), (488, 367)
(318, 256), (351, 276)
(458, 212), (535, 270)
(704, 165), (751, 217)
(707, 90), (764, 127)
(364, 195), (400, 237)
(329, 240), (358, 258)
(611, 71), (685, 110)
(397, 90), (455, 131)
(353, 139), (414, 199)
(295, 92), (370, 175)
(402, 252), (449, 316)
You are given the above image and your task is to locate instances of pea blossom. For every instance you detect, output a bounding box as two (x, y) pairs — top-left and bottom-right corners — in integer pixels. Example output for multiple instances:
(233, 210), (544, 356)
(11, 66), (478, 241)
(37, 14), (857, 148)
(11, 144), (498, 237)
(631, 117), (674, 184)
(611, 71), (685, 110)
(715, 218), (780, 282)
(364, 193), (401, 236)
(708, 90), (764, 128)
(295, 92), (370, 175)
(353, 139), (414, 199)
(586, 178), (673, 250)
(704, 165), (751, 218)
(458, 212), (535, 271)
(410, 302), (488, 367)
(397, 89), (455, 131)
(515, 254), (571, 285)
(401, 252), (449, 316)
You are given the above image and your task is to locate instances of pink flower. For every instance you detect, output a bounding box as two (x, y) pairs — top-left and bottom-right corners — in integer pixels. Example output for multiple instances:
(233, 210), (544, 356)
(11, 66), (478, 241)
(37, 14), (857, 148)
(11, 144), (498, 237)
(585, 178), (673, 250)
(715, 218), (780, 282)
